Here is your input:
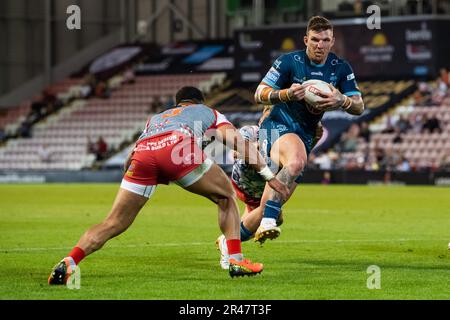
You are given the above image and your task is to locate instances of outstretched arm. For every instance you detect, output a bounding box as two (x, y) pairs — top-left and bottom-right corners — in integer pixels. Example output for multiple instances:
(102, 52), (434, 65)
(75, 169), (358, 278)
(216, 123), (290, 200)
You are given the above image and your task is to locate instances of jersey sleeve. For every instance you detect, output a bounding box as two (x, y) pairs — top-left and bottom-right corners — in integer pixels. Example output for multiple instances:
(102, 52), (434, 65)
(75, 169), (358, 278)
(261, 54), (292, 89)
(212, 110), (232, 128)
(338, 61), (361, 97)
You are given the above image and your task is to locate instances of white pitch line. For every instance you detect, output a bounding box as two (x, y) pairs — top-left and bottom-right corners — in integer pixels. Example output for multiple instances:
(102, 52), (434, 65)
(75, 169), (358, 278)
(0, 238), (448, 253)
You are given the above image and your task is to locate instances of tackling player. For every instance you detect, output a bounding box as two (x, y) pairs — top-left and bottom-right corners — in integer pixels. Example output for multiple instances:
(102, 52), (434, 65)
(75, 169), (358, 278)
(252, 16), (364, 243)
(48, 86), (289, 284)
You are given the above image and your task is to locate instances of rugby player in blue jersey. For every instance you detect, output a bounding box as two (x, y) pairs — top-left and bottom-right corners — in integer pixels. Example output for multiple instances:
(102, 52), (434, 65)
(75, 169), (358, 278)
(251, 16), (364, 243)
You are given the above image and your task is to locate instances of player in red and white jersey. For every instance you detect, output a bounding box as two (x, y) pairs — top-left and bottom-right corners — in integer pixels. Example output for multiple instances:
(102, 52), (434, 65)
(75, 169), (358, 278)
(48, 87), (289, 283)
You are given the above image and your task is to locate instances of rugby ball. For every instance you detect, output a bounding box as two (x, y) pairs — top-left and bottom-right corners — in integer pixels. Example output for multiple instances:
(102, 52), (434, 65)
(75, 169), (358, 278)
(302, 79), (332, 114)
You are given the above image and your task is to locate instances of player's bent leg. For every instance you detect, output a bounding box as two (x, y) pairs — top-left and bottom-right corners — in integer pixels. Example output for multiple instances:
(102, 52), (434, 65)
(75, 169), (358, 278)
(76, 186), (149, 255)
(181, 161), (263, 276)
(269, 133), (307, 180)
(182, 161), (241, 240)
(49, 184), (150, 285)
(255, 133), (307, 244)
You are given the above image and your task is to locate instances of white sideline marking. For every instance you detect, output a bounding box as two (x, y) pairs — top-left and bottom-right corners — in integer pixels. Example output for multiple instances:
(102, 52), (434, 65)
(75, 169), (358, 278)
(0, 238), (447, 253)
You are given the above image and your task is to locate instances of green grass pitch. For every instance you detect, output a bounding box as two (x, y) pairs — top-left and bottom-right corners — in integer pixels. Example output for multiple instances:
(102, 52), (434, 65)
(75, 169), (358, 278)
(0, 184), (449, 299)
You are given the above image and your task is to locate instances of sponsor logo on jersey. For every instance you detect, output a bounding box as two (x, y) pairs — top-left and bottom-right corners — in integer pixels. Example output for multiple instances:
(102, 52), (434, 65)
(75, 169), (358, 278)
(311, 71), (323, 76)
(347, 73), (355, 81)
(294, 55), (303, 63)
(266, 67), (281, 83)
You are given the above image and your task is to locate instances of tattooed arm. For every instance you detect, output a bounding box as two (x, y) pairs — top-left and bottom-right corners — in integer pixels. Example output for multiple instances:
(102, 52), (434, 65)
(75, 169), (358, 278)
(255, 82), (306, 105)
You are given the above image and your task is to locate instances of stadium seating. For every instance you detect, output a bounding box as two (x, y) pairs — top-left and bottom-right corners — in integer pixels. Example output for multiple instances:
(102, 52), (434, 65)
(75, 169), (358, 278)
(0, 73), (224, 170)
(330, 86), (450, 172)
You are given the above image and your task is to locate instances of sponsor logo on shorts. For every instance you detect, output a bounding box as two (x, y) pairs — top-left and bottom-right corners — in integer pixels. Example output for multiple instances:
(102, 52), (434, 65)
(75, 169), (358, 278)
(347, 73), (355, 81)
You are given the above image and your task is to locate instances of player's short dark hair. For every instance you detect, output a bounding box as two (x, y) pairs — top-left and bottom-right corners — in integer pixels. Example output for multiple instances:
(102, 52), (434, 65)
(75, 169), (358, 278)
(306, 16), (333, 35)
(175, 86), (205, 104)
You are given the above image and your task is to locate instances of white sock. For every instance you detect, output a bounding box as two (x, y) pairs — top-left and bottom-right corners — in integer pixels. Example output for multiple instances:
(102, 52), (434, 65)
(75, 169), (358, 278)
(261, 217), (277, 227)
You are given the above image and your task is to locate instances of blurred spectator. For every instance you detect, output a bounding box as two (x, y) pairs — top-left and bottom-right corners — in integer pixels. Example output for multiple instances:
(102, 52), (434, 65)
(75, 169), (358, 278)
(149, 95), (163, 113)
(397, 114), (411, 133)
(79, 74), (96, 98)
(365, 153), (380, 171)
(18, 121), (32, 138)
(410, 113), (424, 133)
(414, 82), (432, 106)
(95, 136), (108, 161)
(374, 146), (385, 168)
(440, 152), (450, 172)
(95, 81), (111, 99)
(87, 137), (97, 155)
(337, 133), (355, 152)
(353, 0), (363, 15)
(432, 77), (449, 104)
(38, 143), (54, 163)
(382, 148), (400, 171)
(27, 94), (45, 123)
(381, 116), (395, 133)
(313, 152), (333, 170)
(165, 95), (175, 109)
(42, 87), (63, 113)
(0, 126), (6, 143)
(422, 115), (441, 133)
(358, 121), (371, 142)
(122, 66), (136, 84)
(337, 124), (360, 152)
(440, 68), (449, 86)
(392, 128), (403, 144)
(321, 171), (331, 185)
(396, 155), (411, 172)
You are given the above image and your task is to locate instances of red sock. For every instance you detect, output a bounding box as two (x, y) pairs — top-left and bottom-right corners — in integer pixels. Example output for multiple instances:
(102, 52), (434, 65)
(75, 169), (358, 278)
(226, 239), (242, 255)
(68, 247), (85, 265)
